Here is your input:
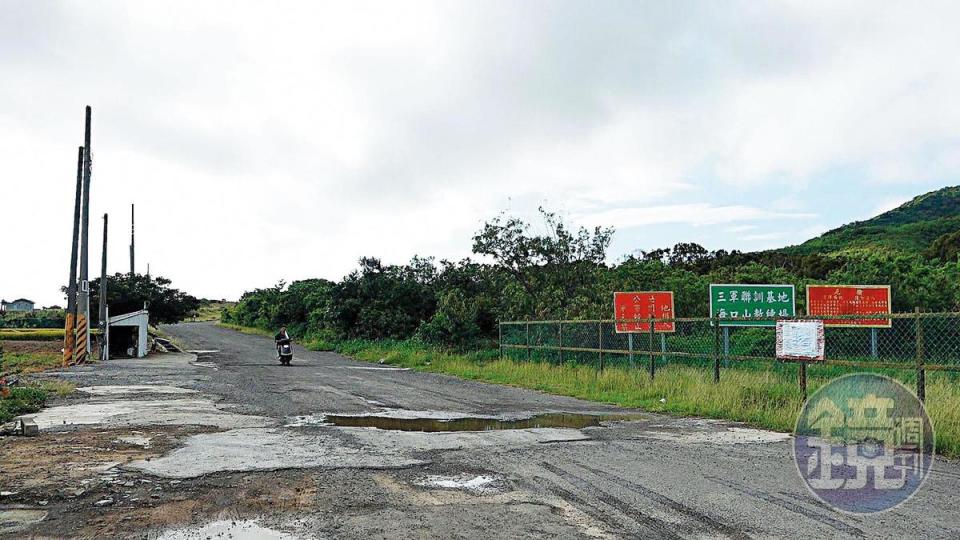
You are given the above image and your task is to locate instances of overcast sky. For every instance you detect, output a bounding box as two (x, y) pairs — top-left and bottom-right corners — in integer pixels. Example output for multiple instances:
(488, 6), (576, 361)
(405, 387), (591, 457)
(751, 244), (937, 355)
(2, 1), (959, 307)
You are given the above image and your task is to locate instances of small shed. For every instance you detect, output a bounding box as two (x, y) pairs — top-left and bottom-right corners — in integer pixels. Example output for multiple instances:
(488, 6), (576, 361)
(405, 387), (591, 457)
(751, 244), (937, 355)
(108, 309), (149, 358)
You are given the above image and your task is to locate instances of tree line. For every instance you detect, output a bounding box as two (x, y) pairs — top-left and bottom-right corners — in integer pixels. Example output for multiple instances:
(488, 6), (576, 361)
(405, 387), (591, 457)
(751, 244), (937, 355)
(223, 208), (960, 349)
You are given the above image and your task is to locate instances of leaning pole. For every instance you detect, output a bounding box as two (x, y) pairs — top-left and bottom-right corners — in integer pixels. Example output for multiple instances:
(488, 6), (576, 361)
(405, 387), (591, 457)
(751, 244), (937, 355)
(76, 106), (93, 364)
(63, 146), (84, 367)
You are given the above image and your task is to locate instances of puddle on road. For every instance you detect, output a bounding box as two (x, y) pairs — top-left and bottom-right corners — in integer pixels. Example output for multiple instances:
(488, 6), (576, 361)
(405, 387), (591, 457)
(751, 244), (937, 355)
(324, 412), (641, 432)
(158, 519), (295, 539)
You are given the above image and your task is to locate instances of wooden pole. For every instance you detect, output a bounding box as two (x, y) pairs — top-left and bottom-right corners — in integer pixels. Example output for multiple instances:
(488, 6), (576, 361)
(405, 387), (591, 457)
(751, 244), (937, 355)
(129, 203), (135, 275)
(98, 213), (109, 361)
(63, 146), (83, 367)
(76, 106), (93, 364)
(799, 362), (808, 401)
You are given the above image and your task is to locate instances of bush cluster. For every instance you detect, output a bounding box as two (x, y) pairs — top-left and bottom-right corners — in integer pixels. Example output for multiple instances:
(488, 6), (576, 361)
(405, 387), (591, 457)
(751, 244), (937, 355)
(224, 209), (960, 350)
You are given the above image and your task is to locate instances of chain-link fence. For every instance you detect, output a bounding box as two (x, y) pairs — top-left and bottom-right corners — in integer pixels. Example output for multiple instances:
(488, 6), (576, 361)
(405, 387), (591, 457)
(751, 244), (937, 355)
(500, 311), (960, 401)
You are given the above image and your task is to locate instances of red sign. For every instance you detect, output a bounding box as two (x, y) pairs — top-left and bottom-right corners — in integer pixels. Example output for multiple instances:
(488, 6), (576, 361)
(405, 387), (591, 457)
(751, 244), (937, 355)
(614, 291), (675, 333)
(806, 285), (892, 327)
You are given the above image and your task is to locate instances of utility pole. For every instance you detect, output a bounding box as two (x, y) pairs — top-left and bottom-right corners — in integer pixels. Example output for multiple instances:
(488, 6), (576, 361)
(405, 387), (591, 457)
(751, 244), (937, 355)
(129, 203), (135, 275)
(76, 106), (93, 364)
(98, 213), (109, 361)
(63, 146), (84, 367)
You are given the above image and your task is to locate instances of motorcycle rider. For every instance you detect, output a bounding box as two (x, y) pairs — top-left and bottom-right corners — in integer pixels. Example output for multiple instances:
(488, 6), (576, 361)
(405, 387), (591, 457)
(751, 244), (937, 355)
(275, 326), (291, 358)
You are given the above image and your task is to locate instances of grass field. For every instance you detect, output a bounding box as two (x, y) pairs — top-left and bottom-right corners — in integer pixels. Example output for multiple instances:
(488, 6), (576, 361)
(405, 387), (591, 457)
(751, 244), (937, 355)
(1, 351), (64, 374)
(0, 328), (64, 341)
(187, 302), (236, 322)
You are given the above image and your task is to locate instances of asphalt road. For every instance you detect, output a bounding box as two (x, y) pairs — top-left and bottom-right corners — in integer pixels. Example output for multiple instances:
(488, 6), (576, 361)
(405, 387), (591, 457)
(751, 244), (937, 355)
(10, 322), (959, 538)
(158, 323), (960, 539)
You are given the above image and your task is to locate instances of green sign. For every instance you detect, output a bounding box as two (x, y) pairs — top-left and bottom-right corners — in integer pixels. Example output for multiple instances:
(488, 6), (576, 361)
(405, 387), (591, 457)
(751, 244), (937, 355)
(709, 284), (795, 327)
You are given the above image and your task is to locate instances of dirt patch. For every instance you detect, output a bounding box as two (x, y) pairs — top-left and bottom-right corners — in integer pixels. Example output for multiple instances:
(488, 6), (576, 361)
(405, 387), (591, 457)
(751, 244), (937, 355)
(70, 471), (319, 538)
(0, 425), (215, 493)
(1, 341), (62, 354)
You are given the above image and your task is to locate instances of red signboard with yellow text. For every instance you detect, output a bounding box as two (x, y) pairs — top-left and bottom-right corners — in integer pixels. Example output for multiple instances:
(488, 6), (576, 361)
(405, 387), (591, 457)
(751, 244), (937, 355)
(614, 291), (675, 333)
(806, 285), (892, 328)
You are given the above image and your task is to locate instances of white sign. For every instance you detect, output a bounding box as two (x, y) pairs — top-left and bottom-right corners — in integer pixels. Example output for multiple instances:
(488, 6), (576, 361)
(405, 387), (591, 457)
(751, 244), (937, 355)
(776, 320), (825, 361)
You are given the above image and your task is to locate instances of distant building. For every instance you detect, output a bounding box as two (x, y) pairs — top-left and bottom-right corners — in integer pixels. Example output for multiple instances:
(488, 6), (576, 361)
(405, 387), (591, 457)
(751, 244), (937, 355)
(1, 298), (36, 312)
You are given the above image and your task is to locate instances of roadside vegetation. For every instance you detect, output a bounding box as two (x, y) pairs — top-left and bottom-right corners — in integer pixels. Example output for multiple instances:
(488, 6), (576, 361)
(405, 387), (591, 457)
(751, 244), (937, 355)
(0, 387), (47, 423)
(1, 351), (63, 373)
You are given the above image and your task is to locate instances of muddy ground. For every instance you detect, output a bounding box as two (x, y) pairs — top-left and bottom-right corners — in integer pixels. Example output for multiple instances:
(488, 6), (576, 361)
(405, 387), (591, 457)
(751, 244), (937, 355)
(2, 322), (959, 539)
(2, 340), (61, 354)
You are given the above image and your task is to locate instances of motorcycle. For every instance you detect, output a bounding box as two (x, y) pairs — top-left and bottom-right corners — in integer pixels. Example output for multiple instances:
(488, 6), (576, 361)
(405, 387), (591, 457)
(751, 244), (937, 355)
(276, 337), (293, 366)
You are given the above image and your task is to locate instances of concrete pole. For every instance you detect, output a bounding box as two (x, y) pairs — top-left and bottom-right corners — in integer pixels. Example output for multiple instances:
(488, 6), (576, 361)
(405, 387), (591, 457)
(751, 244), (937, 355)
(76, 106), (93, 363)
(130, 203), (135, 275)
(98, 213), (109, 361)
(63, 146), (84, 367)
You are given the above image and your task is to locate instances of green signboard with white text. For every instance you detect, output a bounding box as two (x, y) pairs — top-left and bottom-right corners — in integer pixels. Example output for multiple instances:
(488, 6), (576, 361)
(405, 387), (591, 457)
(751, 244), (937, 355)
(709, 284), (795, 327)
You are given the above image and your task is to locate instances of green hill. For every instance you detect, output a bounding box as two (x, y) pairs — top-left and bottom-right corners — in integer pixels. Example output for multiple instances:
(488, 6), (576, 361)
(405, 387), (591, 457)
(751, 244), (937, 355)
(776, 185), (960, 257)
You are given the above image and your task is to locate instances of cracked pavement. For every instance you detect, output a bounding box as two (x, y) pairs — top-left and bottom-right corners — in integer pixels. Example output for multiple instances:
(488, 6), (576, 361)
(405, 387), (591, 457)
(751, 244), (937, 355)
(1, 321), (958, 538)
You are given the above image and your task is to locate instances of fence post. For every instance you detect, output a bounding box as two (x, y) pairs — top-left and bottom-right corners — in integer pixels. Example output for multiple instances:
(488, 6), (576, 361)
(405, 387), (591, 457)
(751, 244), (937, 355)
(723, 327), (730, 367)
(598, 321), (604, 371)
(498, 322), (503, 360)
(799, 362), (807, 401)
(648, 316), (655, 379)
(915, 307), (925, 403)
(713, 318), (720, 383)
(870, 327), (878, 359)
(526, 322), (531, 362)
(558, 321), (563, 365)
(628, 333), (634, 369)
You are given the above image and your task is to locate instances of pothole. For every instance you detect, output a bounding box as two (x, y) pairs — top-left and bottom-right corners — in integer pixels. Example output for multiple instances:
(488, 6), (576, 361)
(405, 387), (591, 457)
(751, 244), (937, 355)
(324, 412), (641, 432)
(414, 474), (504, 494)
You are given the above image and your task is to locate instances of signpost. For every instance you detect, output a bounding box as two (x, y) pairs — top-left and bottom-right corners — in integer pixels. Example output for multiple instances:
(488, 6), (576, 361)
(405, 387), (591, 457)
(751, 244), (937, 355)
(709, 284), (795, 327)
(805, 285), (892, 327)
(614, 291), (675, 333)
(776, 319), (825, 400)
(776, 320), (825, 362)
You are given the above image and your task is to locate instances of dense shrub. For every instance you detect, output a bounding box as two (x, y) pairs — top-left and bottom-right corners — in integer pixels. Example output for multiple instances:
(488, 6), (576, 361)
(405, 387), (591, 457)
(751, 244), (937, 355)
(224, 209), (960, 349)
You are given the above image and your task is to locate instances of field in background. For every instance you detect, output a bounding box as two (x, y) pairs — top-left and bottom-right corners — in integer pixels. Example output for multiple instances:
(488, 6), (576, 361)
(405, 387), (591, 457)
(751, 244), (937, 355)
(187, 301), (237, 322)
(0, 328), (64, 341)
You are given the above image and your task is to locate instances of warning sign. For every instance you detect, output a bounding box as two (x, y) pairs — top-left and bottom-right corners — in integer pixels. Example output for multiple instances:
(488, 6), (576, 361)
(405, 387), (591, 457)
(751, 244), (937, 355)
(614, 291), (675, 333)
